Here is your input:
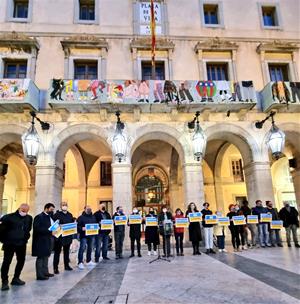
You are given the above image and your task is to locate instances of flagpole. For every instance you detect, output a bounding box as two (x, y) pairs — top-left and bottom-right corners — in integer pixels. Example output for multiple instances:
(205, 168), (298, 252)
(150, 0), (156, 80)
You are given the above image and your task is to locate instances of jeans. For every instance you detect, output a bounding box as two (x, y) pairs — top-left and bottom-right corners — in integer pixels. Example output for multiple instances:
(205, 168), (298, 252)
(130, 237), (141, 255)
(175, 233), (184, 254)
(53, 241), (71, 270)
(258, 224), (270, 246)
(244, 224), (257, 246)
(270, 229), (282, 246)
(114, 231), (125, 257)
(285, 225), (299, 245)
(36, 256), (49, 279)
(78, 237), (94, 264)
(162, 235), (171, 256)
(1, 244), (26, 282)
(217, 236), (225, 250)
(95, 234), (109, 261)
(204, 227), (214, 249)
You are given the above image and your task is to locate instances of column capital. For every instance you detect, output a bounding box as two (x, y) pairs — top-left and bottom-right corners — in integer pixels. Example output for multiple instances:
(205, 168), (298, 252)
(111, 162), (132, 169)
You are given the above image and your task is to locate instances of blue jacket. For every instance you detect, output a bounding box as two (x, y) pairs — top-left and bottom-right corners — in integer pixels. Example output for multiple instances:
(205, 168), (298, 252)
(252, 206), (267, 223)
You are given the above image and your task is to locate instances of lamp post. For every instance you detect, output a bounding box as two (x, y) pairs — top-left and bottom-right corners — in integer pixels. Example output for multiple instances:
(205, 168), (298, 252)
(255, 111), (285, 160)
(22, 111), (50, 166)
(188, 111), (207, 161)
(112, 111), (127, 163)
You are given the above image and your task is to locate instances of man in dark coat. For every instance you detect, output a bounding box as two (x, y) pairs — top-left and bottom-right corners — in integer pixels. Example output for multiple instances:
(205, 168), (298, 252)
(53, 202), (74, 274)
(129, 208), (142, 258)
(32, 203), (55, 280)
(158, 206), (173, 258)
(112, 206), (126, 259)
(0, 204), (32, 291)
(266, 201), (282, 247)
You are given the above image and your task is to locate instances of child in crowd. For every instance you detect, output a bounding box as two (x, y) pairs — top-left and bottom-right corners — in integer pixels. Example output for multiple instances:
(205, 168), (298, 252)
(214, 211), (227, 253)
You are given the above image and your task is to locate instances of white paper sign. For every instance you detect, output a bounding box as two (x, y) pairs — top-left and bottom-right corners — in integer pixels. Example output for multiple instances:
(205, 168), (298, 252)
(139, 2), (162, 35)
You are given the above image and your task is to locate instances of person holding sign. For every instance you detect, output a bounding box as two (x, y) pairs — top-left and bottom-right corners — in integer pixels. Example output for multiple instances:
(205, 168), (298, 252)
(266, 201), (282, 247)
(227, 204), (241, 252)
(214, 211), (227, 253)
(158, 206), (173, 258)
(32, 203), (56, 280)
(52, 202), (74, 274)
(112, 206), (126, 259)
(185, 202), (202, 255)
(128, 208), (142, 258)
(145, 208), (159, 256)
(77, 206), (97, 269)
(201, 202), (216, 254)
(173, 208), (185, 256)
(241, 200), (257, 248)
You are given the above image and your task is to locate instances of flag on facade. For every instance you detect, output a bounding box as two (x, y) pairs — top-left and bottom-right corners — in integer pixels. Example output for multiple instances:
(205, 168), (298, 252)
(150, 0), (156, 67)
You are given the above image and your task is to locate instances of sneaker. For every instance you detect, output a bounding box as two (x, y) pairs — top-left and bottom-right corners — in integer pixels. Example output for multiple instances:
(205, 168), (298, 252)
(103, 257), (110, 260)
(54, 269), (59, 274)
(210, 249), (216, 254)
(242, 246), (248, 250)
(86, 261), (96, 266)
(153, 251), (157, 256)
(205, 249), (210, 254)
(1, 281), (9, 291)
(218, 249), (222, 253)
(138, 253), (142, 257)
(129, 254), (135, 258)
(234, 248), (238, 252)
(295, 244), (300, 248)
(65, 266), (73, 271)
(78, 263), (85, 270)
(148, 251), (151, 256)
(222, 249), (228, 253)
(11, 278), (25, 286)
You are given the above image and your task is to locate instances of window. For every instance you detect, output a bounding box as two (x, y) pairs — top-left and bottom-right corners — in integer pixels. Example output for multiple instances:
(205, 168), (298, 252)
(4, 60), (27, 78)
(141, 61), (165, 80)
(100, 161), (112, 186)
(13, 0), (28, 18)
(207, 63), (228, 81)
(204, 4), (218, 25)
(262, 6), (277, 26)
(200, 1), (224, 28)
(74, 61), (97, 80)
(268, 64), (289, 81)
(79, 0), (95, 21)
(231, 159), (244, 182)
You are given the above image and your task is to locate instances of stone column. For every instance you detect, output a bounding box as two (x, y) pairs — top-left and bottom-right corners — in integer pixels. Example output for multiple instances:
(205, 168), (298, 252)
(0, 175), (5, 215)
(183, 162), (205, 208)
(112, 163), (133, 215)
(244, 161), (275, 206)
(214, 176), (225, 213)
(34, 165), (64, 215)
(291, 169), (300, 211)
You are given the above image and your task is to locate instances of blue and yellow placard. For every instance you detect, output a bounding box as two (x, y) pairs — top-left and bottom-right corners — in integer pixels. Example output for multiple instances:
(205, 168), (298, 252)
(270, 220), (283, 229)
(114, 215), (127, 226)
(188, 212), (202, 222)
(61, 223), (77, 237)
(175, 217), (189, 228)
(85, 223), (99, 235)
(260, 213), (272, 223)
(100, 220), (113, 230)
(49, 220), (62, 238)
(145, 217), (158, 227)
(129, 214), (142, 224)
(247, 215), (258, 224)
(205, 215), (218, 225)
(233, 215), (246, 225)
(218, 217), (230, 226)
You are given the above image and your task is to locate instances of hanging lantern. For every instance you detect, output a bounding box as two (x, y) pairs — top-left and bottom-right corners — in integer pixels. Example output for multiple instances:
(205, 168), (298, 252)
(192, 122), (207, 161)
(266, 123), (285, 160)
(112, 112), (127, 163)
(22, 123), (40, 166)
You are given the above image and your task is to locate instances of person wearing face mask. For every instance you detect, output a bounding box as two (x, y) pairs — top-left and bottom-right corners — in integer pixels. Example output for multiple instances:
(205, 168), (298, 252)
(279, 201), (300, 248)
(201, 202), (216, 254)
(32, 203), (56, 280)
(235, 203), (247, 250)
(77, 205), (97, 269)
(0, 204), (32, 291)
(129, 208), (142, 258)
(227, 204), (241, 252)
(158, 205), (173, 258)
(173, 208), (185, 256)
(145, 207), (159, 256)
(112, 206), (126, 259)
(52, 202), (74, 274)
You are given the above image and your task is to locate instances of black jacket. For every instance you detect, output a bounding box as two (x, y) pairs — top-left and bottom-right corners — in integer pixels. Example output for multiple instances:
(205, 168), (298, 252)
(112, 212), (125, 233)
(185, 210), (202, 242)
(94, 210), (111, 235)
(145, 213), (159, 245)
(32, 212), (53, 257)
(279, 207), (299, 228)
(77, 212), (97, 239)
(201, 208), (213, 228)
(266, 207), (279, 220)
(0, 211), (32, 247)
(158, 211), (173, 235)
(240, 206), (251, 217)
(129, 213), (141, 239)
(53, 210), (74, 245)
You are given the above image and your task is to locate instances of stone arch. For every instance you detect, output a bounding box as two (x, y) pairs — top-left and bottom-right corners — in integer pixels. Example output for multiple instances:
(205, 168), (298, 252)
(0, 124), (27, 150)
(278, 123), (300, 160)
(67, 146), (86, 187)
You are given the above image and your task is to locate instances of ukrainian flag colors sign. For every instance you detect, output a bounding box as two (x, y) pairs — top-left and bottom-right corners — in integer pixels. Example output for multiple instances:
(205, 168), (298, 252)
(247, 215), (258, 224)
(218, 217), (230, 226)
(145, 217), (158, 226)
(100, 220), (113, 230)
(271, 220), (283, 229)
(61, 223), (77, 237)
(188, 212), (202, 222)
(260, 213), (272, 223)
(233, 216), (246, 225)
(114, 216), (127, 226)
(85, 223), (100, 235)
(205, 215), (218, 225)
(175, 217), (189, 228)
(129, 214), (142, 224)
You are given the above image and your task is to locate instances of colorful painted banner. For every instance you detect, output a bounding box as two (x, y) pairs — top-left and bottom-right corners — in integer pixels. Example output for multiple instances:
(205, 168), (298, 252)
(205, 215), (218, 225)
(217, 217), (230, 226)
(188, 212), (202, 223)
(232, 215), (246, 226)
(260, 213), (272, 223)
(100, 220), (113, 230)
(129, 214), (142, 224)
(270, 220), (283, 230)
(175, 217), (189, 228)
(145, 217), (158, 226)
(0, 79), (30, 100)
(114, 215), (127, 226)
(85, 223), (100, 235)
(61, 223), (77, 237)
(247, 215), (259, 224)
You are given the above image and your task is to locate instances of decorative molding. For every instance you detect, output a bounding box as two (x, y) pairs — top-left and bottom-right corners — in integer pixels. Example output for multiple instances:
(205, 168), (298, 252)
(194, 37), (238, 53)
(130, 37), (175, 51)
(256, 40), (299, 53)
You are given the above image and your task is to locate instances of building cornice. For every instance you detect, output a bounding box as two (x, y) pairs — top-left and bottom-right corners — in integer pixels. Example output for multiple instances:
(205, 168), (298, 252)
(256, 40), (299, 53)
(194, 37), (238, 53)
(130, 37), (175, 51)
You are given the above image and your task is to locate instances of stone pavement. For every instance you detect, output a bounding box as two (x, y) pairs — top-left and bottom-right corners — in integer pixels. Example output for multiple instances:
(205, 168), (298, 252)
(0, 246), (299, 304)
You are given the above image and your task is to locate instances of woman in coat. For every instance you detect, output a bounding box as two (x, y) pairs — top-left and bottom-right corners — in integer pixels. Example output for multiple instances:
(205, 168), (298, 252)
(145, 207), (159, 256)
(129, 208), (142, 257)
(185, 202), (202, 255)
(173, 208), (185, 256)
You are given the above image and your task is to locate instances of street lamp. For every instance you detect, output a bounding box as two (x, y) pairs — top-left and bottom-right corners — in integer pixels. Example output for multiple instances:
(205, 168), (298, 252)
(22, 111), (50, 166)
(112, 111), (127, 163)
(188, 111), (207, 161)
(255, 111), (285, 160)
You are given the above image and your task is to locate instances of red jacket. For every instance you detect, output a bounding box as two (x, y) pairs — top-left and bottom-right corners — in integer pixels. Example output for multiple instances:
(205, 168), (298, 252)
(173, 214), (185, 234)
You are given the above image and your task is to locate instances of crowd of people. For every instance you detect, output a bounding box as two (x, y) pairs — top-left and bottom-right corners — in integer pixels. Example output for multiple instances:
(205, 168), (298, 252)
(0, 199), (299, 291)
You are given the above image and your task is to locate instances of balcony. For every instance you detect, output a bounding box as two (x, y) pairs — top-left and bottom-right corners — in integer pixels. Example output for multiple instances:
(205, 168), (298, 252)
(48, 79), (257, 113)
(0, 79), (39, 112)
(260, 81), (300, 112)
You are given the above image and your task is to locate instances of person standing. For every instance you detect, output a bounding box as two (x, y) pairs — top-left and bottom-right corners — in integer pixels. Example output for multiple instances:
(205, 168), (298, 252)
(266, 201), (283, 247)
(129, 208), (142, 258)
(158, 206), (173, 258)
(94, 203), (111, 262)
(185, 202), (202, 255)
(279, 202), (300, 248)
(236, 203), (247, 250)
(112, 206), (126, 259)
(201, 202), (215, 254)
(145, 207), (159, 256)
(32, 203), (55, 280)
(173, 208), (185, 256)
(227, 204), (241, 252)
(52, 202), (74, 274)
(0, 204), (32, 291)
(240, 200), (257, 248)
(214, 211), (227, 253)
(77, 206), (97, 269)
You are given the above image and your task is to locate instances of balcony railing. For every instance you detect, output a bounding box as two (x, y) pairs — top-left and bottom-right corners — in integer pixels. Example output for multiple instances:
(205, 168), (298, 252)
(48, 79), (257, 113)
(260, 81), (300, 112)
(0, 78), (39, 112)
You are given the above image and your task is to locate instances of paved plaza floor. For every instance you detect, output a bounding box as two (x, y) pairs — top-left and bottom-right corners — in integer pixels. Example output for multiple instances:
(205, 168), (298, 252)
(0, 246), (299, 304)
